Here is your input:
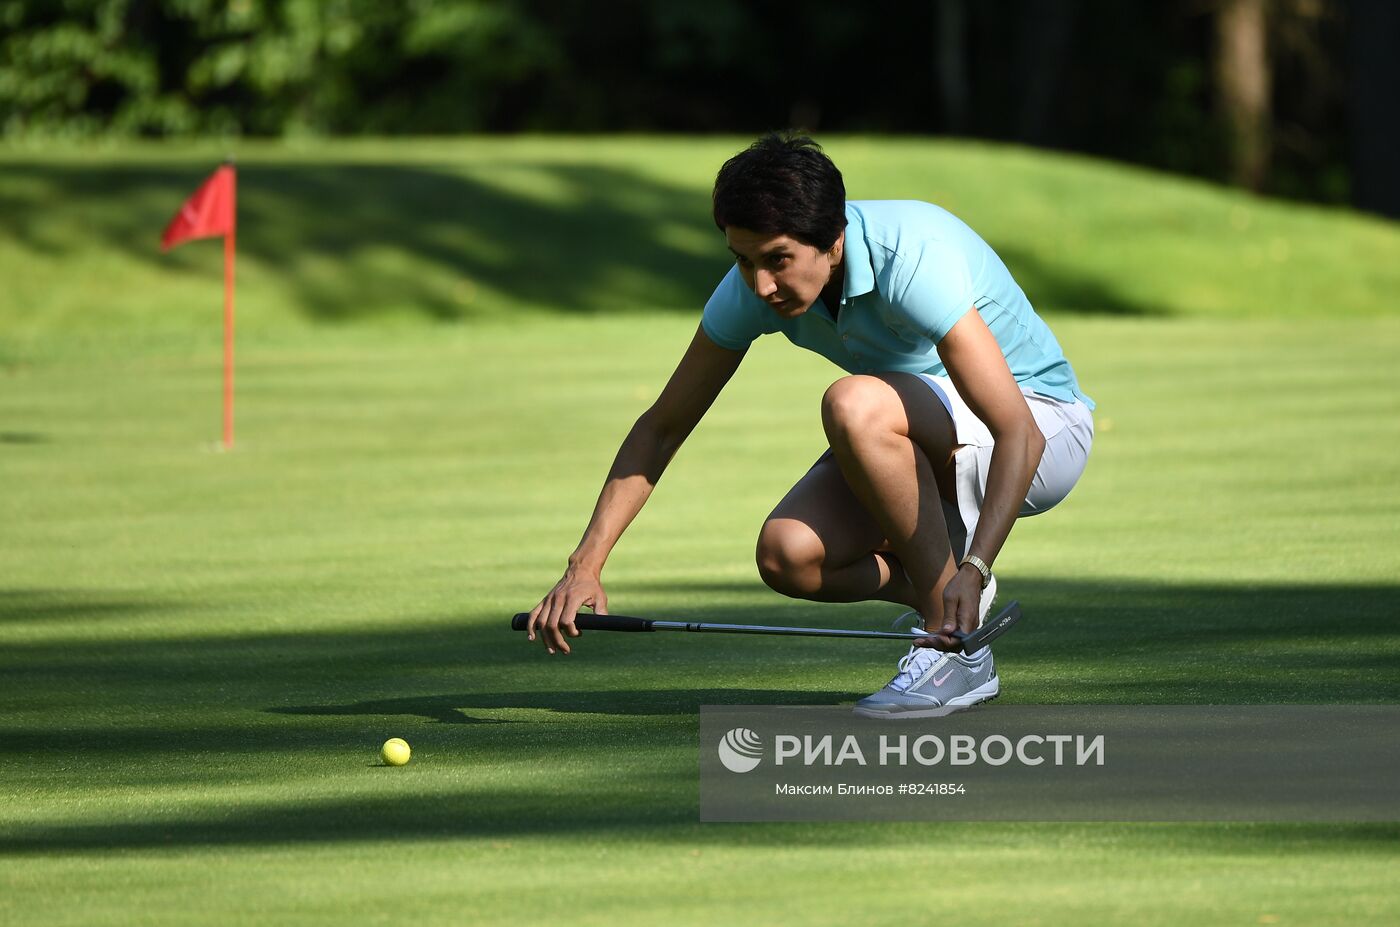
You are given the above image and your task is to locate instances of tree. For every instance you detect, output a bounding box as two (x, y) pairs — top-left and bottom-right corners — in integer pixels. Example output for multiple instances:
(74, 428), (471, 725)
(1214, 0), (1272, 191)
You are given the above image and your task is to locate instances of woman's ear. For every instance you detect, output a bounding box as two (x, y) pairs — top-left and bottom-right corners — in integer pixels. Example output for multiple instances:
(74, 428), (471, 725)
(829, 230), (845, 264)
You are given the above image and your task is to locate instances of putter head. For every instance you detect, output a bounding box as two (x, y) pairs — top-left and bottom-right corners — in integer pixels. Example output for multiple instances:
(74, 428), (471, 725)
(907, 601), (1026, 652)
(955, 601), (1023, 655)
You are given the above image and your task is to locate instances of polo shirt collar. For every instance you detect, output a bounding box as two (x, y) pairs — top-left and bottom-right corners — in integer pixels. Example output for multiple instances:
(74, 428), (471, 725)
(841, 203), (875, 302)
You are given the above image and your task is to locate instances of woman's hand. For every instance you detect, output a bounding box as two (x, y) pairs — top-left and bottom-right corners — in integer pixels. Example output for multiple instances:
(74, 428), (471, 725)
(915, 564), (984, 651)
(525, 569), (609, 655)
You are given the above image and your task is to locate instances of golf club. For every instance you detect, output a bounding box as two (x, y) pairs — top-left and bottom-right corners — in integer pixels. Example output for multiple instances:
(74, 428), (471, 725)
(512, 601), (1023, 654)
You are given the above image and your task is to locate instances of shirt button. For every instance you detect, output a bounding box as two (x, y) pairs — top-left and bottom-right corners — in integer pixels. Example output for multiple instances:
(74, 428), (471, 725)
(842, 334), (849, 341)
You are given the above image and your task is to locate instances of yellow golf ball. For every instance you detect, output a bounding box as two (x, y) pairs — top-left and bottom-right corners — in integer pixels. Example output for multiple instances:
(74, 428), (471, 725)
(381, 737), (411, 766)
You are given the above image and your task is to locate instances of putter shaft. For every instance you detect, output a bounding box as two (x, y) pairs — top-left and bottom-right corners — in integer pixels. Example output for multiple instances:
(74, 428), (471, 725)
(509, 602), (1023, 652)
(648, 620), (922, 640)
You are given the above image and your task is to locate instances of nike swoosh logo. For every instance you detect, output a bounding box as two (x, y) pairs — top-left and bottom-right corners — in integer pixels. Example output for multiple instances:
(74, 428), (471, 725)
(932, 669), (954, 687)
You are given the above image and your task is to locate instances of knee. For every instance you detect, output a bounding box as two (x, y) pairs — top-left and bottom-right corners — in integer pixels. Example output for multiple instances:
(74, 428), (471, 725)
(821, 375), (896, 446)
(755, 520), (824, 597)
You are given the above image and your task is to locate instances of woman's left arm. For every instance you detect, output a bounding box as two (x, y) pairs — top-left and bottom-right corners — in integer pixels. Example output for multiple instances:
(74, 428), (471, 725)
(927, 307), (1046, 647)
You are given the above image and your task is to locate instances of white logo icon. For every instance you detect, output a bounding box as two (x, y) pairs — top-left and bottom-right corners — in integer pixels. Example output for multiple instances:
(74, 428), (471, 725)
(717, 728), (763, 773)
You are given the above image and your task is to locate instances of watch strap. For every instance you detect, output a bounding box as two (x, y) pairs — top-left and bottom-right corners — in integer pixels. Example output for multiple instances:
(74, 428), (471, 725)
(960, 554), (992, 589)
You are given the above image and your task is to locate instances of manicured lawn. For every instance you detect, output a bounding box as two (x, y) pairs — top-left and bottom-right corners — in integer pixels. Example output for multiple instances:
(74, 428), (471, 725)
(1, 139), (1397, 925)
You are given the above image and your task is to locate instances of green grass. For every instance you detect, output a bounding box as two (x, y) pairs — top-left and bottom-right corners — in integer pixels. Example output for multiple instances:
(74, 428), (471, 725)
(2, 138), (1399, 925)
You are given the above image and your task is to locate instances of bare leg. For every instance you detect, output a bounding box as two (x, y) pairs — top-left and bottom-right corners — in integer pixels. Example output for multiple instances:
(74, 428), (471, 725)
(757, 456), (917, 605)
(756, 374), (963, 626)
(822, 375), (960, 626)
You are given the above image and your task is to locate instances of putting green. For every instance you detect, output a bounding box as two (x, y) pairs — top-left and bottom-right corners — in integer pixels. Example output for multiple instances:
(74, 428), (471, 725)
(2, 139), (1397, 925)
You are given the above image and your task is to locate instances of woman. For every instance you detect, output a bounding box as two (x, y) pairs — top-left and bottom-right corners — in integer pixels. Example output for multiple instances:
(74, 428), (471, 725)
(526, 133), (1094, 718)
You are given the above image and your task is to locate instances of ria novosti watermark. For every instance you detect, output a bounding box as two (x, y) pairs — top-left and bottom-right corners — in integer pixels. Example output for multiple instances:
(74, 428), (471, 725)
(700, 705), (1400, 822)
(719, 728), (1105, 772)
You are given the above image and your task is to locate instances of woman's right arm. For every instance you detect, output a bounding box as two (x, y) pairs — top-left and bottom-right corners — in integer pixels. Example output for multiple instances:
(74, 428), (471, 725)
(526, 324), (746, 653)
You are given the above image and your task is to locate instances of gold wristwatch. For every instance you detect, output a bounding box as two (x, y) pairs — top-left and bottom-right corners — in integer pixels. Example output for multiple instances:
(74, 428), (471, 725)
(960, 554), (992, 589)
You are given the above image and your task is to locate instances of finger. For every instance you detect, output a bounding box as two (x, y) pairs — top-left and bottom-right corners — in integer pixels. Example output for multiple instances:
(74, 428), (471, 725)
(940, 596), (959, 635)
(544, 623), (564, 654)
(529, 600), (554, 643)
(550, 599), (578, 654)
(549, 596), (578, 653)
(541, 600), (566, 654)
(913, 632), (959, 651)
(965, 599), (980, 633)
(957, 596), (978, 634)
(562, 598), (583, 639)
(534, 601), (559, 647)
(942, 590), (977, 635)
(557, 613), (576, 652)
(935, 632), (962, 652)
(546, 614), (567, 654)
(564, 595), (596, 647)
(594, 592), (608, 616)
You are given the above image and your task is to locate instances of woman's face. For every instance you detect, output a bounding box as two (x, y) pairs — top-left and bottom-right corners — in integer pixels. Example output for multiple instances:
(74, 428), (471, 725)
(725, 226), (844, 319)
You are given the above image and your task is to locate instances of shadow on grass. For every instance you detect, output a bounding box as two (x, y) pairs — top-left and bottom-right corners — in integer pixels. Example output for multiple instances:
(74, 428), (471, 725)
(3, 579), (1398, 698)
(267, 687), (866, 725)
(0, 578), (1396, 852)
(0, 588), (171, 625)
(0, 159), (1168, 321)
(4, 790), (1394, 855)
(0, 431), (46, 444)
(0, 787), (696, 853)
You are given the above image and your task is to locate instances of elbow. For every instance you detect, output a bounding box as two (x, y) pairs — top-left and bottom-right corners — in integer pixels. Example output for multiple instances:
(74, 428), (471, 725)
(994, 418), (1044, 471)
(632, 409), (666, 447)
(634, 409), (682, 464)
(1027, 422), (1046, 468)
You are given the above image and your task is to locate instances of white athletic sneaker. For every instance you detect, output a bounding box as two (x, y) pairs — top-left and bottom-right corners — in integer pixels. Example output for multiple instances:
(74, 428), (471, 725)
(852, 645), (999, 719)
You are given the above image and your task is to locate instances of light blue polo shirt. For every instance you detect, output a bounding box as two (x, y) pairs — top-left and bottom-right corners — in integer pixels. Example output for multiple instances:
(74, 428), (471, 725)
(702, 200), (1094, 410)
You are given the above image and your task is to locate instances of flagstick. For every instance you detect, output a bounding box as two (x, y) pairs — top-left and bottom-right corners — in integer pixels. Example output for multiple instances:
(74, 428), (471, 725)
(160, 162), (238, 449)
(222, 188), (236, 450)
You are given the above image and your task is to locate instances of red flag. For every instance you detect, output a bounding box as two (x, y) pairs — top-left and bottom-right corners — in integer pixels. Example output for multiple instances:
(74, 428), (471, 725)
(160, 163), (240, 448)
(161, 165), (236, 251)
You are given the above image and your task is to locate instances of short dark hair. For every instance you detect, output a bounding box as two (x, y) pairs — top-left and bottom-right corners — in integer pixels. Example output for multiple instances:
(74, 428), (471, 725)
(712, 132), (847, 251)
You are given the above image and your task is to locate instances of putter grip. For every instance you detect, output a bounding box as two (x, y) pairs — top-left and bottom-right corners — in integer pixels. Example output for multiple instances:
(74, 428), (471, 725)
(510, 612), (652, 632)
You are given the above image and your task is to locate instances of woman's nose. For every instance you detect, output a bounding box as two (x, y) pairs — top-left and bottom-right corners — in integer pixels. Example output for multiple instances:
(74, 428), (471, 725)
(753, 268), (777, 297)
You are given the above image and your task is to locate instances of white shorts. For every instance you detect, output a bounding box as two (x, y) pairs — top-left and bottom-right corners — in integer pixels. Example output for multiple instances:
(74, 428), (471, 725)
(917, 374), (1094, 559)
